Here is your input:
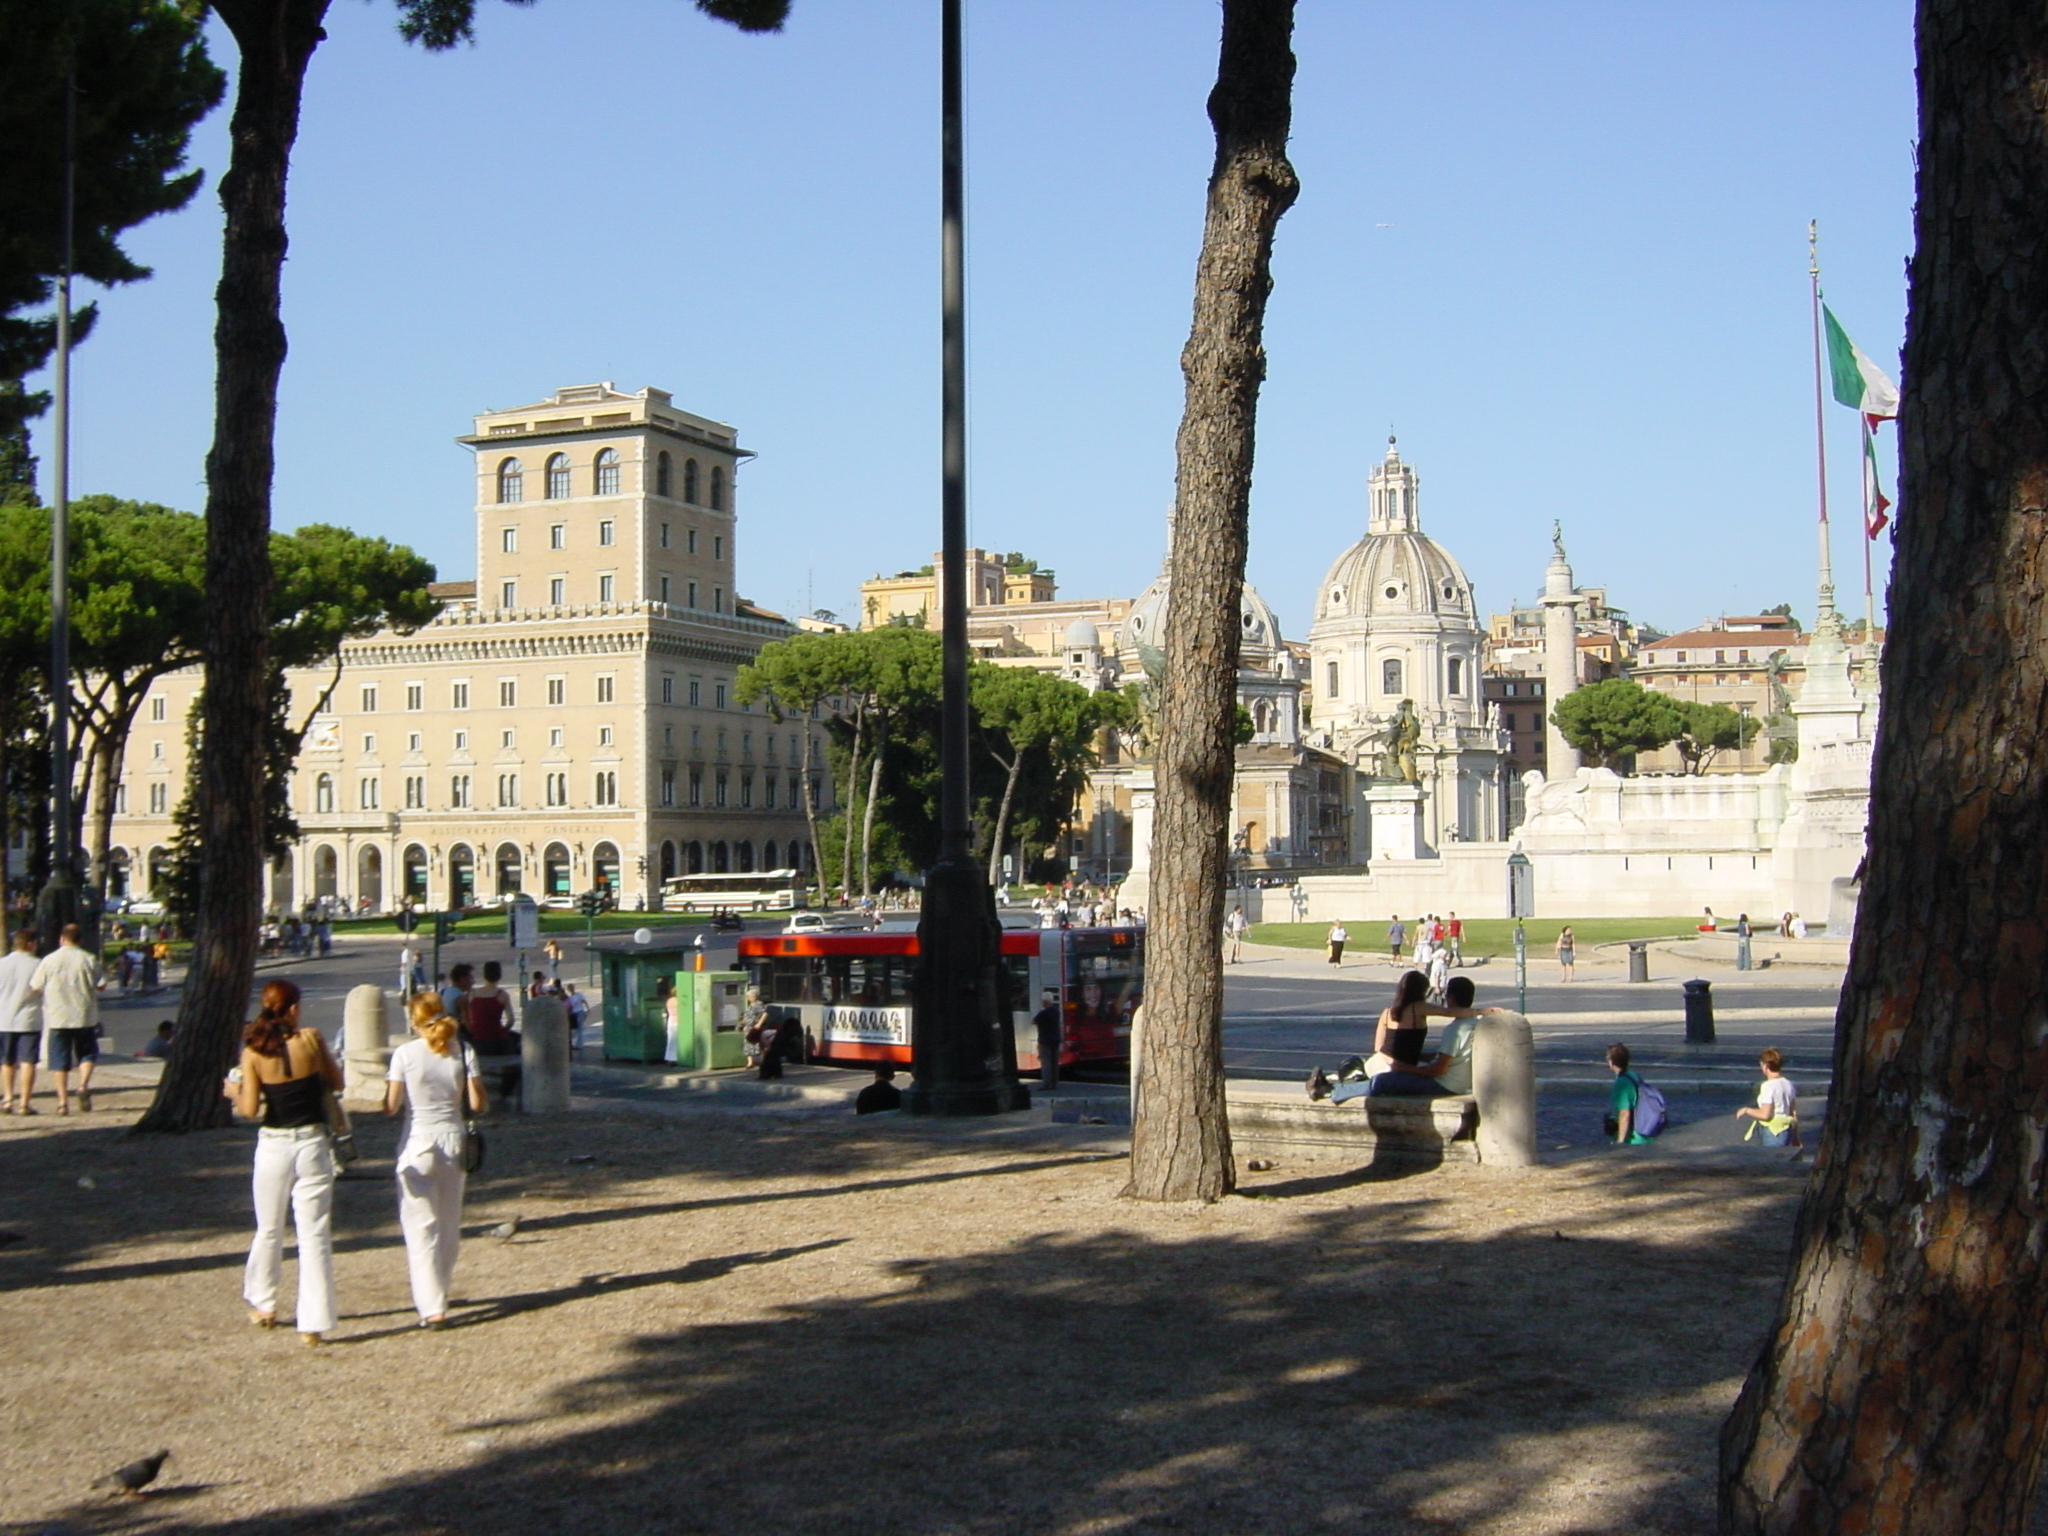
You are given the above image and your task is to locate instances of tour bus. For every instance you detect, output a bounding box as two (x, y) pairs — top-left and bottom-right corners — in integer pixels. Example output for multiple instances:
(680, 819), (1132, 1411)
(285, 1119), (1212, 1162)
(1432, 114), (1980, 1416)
(736, 924), (1144, 1073)
(661, 869), (810, 913)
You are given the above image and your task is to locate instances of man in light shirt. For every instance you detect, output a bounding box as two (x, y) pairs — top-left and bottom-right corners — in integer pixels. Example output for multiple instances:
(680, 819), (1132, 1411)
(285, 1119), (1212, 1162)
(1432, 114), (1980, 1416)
(29, 924), (104, 1114)
(0, 929), (44, 1113)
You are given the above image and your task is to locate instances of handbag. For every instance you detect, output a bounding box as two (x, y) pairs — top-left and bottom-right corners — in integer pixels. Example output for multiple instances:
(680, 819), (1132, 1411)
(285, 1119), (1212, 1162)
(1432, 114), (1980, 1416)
(315, 1033), (359, 1167)
(453, 1037), (485, 1174)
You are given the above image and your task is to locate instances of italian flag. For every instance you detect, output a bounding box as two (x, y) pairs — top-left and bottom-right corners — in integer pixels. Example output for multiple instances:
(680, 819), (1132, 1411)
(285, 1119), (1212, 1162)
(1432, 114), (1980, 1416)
(1861, 418), (1892, 540)
(1824, 305), (1900, 428)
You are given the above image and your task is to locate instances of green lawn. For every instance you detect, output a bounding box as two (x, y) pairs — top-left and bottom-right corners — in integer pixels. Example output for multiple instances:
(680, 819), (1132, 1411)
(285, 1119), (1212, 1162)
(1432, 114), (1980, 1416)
(330, 908), (754, 939)
(1250, 916), (1700, 959)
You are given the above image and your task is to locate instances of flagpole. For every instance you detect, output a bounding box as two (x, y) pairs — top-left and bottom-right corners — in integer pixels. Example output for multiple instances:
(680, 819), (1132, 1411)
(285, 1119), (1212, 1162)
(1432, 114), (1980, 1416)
(1861, 421), (1877, 646)
(1808, 220), (1842, 644)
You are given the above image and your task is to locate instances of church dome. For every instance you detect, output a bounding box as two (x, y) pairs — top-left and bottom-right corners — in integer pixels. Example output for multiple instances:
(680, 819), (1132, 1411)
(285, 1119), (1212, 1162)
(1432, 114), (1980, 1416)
(1121, 574), (1286, 662)
(1314, 438), (1476, 624)
(1063, 617), (1101, 650)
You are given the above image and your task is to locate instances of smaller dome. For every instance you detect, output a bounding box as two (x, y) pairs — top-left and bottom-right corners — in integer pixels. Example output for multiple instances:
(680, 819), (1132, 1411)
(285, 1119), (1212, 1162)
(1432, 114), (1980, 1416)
(1063, 618), (1101, 650)
(1120, 575), (1286, 663)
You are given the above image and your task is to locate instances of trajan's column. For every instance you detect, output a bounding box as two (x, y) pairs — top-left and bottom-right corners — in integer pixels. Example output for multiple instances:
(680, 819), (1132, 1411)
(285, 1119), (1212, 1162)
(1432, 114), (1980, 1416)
(1541, 523), (1581, 777)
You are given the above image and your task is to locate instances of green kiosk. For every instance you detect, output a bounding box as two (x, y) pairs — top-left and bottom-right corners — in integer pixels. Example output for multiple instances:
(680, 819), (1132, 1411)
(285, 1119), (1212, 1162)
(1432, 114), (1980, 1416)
(593, 930), (749, 1069)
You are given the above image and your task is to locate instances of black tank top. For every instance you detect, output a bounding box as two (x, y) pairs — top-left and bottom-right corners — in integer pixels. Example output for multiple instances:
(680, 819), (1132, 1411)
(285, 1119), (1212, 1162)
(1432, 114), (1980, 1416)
(1385, 1026), (1427, 1066)
(260, 1073), (325, 1128)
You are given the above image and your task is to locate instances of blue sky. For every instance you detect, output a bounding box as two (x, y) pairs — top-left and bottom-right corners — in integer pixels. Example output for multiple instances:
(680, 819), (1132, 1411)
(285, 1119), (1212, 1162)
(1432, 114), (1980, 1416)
(27, 0), (1914, 641)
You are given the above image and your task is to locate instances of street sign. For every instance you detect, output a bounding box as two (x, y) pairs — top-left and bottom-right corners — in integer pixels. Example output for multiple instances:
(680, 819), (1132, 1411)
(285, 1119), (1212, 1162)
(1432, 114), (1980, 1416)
(506, 893), (539, 951)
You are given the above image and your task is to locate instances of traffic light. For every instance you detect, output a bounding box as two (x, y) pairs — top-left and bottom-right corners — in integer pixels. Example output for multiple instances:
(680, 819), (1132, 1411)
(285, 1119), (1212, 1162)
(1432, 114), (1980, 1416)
(433, 912), (457, 945)
(578, 890), (603, 918)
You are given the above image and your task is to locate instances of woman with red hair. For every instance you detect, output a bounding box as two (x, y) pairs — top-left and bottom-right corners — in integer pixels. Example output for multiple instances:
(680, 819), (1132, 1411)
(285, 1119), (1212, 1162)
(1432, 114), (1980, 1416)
(229, 979), (343, 1345)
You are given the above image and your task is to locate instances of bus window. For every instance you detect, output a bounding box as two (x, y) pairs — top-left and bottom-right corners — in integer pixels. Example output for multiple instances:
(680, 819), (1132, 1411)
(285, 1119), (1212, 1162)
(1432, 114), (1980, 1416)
(1003, 954), (1035, 1015)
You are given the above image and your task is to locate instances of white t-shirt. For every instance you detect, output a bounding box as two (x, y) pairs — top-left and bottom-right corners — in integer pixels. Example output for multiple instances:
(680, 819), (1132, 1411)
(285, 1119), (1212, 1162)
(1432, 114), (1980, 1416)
(387, 1038), (479, 1139)
(0, 950), (41, 1032)
(30, 945), (100, 1032)
(1757, 1076), (1797, 1119)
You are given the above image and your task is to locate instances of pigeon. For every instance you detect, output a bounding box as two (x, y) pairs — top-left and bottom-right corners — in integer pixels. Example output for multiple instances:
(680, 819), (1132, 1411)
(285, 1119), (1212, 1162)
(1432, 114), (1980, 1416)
(1244, 1158), (1275, 1173)
(486, 1215), (521, 1241)
(94, 1449), (170, 1497)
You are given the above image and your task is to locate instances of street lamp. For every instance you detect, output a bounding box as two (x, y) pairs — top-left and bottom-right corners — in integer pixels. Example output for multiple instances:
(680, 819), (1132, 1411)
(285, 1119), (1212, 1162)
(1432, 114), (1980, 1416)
(908, 0), (1027, 1116)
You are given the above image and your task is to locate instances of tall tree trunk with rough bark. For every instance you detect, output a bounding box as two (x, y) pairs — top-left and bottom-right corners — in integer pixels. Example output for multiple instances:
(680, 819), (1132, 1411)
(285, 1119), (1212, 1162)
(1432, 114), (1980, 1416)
(1720, 4), (2048, 1529)
(1126, 0), (1296, 1204)
(137, 0), (328, 1134)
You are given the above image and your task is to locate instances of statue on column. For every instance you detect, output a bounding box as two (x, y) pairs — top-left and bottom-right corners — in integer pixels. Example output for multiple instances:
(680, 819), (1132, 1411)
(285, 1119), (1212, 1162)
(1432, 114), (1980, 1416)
(1375, 699), (1422, 784)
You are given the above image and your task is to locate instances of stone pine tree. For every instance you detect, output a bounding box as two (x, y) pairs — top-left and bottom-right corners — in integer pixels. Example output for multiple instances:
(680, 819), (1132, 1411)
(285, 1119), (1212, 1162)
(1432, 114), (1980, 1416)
(1719, 4), (2048, 1530)
(140, 0), (789, 1134)
(1126, 0), (1297, 1204)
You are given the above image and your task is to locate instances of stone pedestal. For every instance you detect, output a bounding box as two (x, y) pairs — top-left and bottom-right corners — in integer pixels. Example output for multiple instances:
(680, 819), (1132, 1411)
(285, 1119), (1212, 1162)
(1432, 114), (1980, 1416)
(341, 984), (396, 1112)
(521, 994), (572, 1113)
(1366, 782), (1427, 860)
(1112, 774), (1156, 914)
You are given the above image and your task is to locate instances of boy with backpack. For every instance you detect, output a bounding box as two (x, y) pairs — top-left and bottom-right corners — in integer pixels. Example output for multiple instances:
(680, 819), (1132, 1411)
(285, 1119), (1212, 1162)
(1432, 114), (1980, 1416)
(1604, 1042), (1667, 1144)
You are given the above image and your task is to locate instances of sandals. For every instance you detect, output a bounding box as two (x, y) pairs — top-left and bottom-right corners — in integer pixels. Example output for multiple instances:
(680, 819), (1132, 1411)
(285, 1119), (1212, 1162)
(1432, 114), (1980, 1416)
(249, 1310), (278, 1329)
(78, 1089), (92, 1113)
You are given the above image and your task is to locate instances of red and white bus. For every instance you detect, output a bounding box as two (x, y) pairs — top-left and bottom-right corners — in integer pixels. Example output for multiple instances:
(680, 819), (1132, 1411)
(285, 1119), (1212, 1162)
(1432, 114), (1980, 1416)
(736, 924), (1143, 1072)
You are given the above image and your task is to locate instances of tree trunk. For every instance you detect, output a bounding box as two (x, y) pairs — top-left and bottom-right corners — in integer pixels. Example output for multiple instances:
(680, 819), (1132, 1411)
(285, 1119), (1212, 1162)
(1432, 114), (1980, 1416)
(859, 742), (884, 896)
(1126, 0), (1296, 1205)
(138, 0), (327, 1134)
(799, 727), (822, 884)
(985, 748), (1022, 887)
(1720, 4), (2048, 1528)
(840, 699), (864, 897)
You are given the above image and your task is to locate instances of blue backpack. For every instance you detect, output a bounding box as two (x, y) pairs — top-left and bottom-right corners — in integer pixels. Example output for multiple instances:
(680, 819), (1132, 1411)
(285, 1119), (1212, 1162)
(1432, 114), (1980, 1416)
(1630, 1073), (1668, 1137)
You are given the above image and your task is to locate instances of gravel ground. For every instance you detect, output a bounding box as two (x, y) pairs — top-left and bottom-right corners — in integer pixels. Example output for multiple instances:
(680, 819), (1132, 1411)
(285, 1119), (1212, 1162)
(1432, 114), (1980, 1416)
(0, 1076), (1812, 1536)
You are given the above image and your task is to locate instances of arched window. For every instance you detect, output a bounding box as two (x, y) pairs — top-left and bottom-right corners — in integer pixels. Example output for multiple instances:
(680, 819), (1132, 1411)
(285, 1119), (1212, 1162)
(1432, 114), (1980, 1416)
(1382, 658), (1403, 696)
(1447, 657), (1465, 696)
(762, 840), (778, 871)
(545, 453), (571, 499)
(403, 844), (430, 901)
(448, 844), (476, 907)
(313, 844), (339, 898)
(655, 451), (672, 498)
(659, 840), (678, 882)
(495, 842), (523, 896)
(497, 458), (523, 503)
(1326, 660), (1339, 700)
(709, 465), (726, 511)
(1253, 700), (1272, 735)
(686, 840), (704, 874)
(683, 458), (700, 503)
(314, 773), (335, 815)
(711, 840), (730, 874)
(594, 448), (620, 496)
(543, 842), (572, 898)
(735, 840), (754, 873)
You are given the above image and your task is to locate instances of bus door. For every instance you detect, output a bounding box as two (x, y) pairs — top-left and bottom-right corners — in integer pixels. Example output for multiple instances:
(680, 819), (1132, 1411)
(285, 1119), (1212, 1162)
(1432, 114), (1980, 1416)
(1007, 936), (1057, 1070)
(1064, 930), (1139, 1063)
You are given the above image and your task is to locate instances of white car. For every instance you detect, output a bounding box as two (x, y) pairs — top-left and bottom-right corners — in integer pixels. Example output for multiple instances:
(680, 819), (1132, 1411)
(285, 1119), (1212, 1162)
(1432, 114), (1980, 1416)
(783, 911), (861, 935)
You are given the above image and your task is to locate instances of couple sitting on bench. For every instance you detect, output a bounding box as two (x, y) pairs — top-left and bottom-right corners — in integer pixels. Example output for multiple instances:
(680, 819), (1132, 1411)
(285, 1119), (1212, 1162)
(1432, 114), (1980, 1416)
(1307, 972), (1494, 1102)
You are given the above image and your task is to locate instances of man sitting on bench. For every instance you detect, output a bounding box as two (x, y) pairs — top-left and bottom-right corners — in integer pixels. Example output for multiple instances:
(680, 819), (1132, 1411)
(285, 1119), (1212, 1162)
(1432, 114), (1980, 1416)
(1308, 976), (1488, 1102)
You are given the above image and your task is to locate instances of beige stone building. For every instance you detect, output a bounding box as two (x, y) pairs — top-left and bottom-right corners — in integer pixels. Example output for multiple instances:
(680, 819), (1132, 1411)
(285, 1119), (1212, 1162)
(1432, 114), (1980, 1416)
(106, 383), (830, 913)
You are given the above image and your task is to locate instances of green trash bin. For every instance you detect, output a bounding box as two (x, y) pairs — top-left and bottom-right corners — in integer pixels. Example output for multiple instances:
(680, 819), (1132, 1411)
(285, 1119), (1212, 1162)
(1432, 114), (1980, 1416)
(676, 971), (749, 1070)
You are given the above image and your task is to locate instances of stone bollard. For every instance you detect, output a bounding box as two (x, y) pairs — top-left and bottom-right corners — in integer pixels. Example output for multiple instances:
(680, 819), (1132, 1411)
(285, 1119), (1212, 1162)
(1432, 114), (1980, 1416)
(521, 994), (572, 1113)
(341, 984), (396, 1112)
(1471, 1010), (1537, 1167)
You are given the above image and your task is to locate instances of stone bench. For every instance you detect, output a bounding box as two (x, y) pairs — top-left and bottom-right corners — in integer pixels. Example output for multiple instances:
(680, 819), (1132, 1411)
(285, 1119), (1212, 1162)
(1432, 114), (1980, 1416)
(1227, 1010), (1537, 1169)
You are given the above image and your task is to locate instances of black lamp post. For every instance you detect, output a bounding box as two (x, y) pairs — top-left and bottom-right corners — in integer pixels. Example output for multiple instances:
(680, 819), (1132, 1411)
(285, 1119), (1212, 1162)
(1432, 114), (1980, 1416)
(907, 0), (1028, 1116)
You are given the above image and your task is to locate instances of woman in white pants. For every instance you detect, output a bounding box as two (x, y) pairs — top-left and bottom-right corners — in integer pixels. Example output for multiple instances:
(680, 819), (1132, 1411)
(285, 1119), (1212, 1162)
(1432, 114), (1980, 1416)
(384, 992), (486, 1328)
(231, 979), (343, 1346)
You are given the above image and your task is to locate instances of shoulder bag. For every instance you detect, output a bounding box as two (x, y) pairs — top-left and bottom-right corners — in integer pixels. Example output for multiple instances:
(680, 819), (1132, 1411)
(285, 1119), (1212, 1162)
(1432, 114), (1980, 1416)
(311, 1030), (359, 1167)
(452, 1030), (486, 1174)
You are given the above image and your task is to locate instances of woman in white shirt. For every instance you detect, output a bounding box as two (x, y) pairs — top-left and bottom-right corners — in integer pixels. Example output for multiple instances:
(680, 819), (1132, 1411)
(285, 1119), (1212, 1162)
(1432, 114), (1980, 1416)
(384, 992), (487, 1328)
(1736, 1047), (1800, 1147)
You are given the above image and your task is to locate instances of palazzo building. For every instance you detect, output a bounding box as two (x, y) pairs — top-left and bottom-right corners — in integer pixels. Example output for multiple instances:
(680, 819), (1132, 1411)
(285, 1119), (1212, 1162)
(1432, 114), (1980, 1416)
(106, 383), (830, 914)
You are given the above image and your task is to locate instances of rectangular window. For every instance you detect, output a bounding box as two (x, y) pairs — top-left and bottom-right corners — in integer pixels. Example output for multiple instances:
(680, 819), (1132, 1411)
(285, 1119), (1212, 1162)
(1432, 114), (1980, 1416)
(599, 520), (615, 547)
(599, 574), (615, 603)
(406, 683), (423, 712)
(740, 774), (753, 809)
(453, 729), (468, 752)
(359, 777), (380, 810)
(688, 580), (697, 608)
(691, 727), (702, 750)
(594, 770), (618, 807)
(713, 535), (723, 561)
(404, 775), (425, 809)
(659, 575), (671, 603)
(452, 681), (470, 710)
(550, 524), (565, 549)
(549, 726), (563, 748)
(546, 677), (565, 706)
(764, 776), (777, 809)
(501, 581), (516, 608)
(501, 527), (517, 553)
(360, 734), (375, 755)
(713, 587), (724, 613)
(597, 675), (615, 704)
(687, 527), (698, 555)
(598, 725), (614, 747)
(148, 782), (168, 815)
(498, 773), (519, 807)
(715, 771), (729, 808)
(501, 729), (515, 749)
(688, 769), (703, 807)
(150, 696), (167, 722)
(451, 774), (471, 809)
(660, 769), (675, 806)
(545, 772), (567, 807)
(742, 732), (752, 757)
(549, 577), (565, 606)
(359, 686), (377, 714)
(688, 679), (701, 707)
(661, 676), (674, 704)
(660, 522), (670, 549)
(663, 725), (674, 747)
(1326, 661), (1339, 699)
(714, 682), (727, 710)
(407, 732), (422, 753)
(499, 680), (517, 708)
